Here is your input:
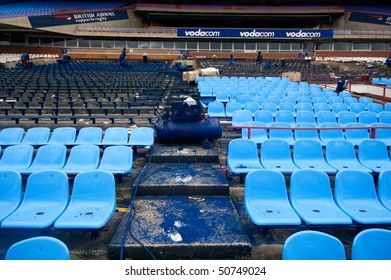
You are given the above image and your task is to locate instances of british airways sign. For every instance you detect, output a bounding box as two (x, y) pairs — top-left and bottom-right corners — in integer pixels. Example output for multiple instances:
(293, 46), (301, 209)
(177, 28), (333, 38)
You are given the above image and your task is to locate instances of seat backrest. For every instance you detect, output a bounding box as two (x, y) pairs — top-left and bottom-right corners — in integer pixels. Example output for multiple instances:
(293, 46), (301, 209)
(358, 111), (378, 124)
(261, 102), (278, 113)
(349, 102), (366, 114)
(279, 102), (296, 112)
(21, 127), (50, 145)
(128, 127), (155, 146)
(48, 127), (76, 145)
(260, 139), (292, 160)
(99, 146), (133, 173)
(207, 101), (225, 116)
(378, 170), (391, 211)
(75, 127), (102, 144)
(293, 139), (325, 162)
(5, 236), (70, 260)
(0, 145), (34, 166)
(367, 103), (383, 114)
(0, 170), (22, 222)
(65, 144), (100, 168)
(269, 122), (293, 138)
(313, 103), (330, 114)
(295, 102), (313, 113)
(316, 111), (336, 124)
(29, 144), (67, 170)
(275, 110), (295, 124)
(241, 121), (267, 142)
(378, 111), (391, 124)
(358, 139), (390, 161)
(331, 103), (348, 114)
(352, 228), (391, 260)
(0, 127), (24, 145)
(228, 138), (259, 163)
(344, 96), (358, 106)
(294, 122), (319, 140)
(101, 127), (129, 145)
(243, 102), (260, 114)
(225, 101), (242, 117)
(254, 110), (274, 123)
(232, 109), (253, 126)
(337, 111), (357, 124)
(282, 230), (346, 260)
(359, 97), (373, 106)
(325, 139), (357, 162)
(319, 122), (344, 140)
(237, 95), (253, 105)
(296, 111), (316, 123)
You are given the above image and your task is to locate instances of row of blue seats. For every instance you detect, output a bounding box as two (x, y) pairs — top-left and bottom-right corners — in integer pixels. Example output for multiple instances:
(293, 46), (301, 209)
(244, 168), (391, 226)
(0, 126), (155, 147)
(0, 170), (115, 229)
(237, 120), (391, 147)
(372, 77), (391, 87)
(0, 144), (132, 175)
(282, 229), (391, 260)
(228, 138), (391, 175)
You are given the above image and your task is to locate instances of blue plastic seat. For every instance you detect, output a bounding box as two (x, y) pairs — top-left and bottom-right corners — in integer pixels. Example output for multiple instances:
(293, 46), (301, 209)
(334, 170), (391, 224)
(297, 96), (312, 104)
(385, 103), (391, 112)
(344, 96), (358, 107)
(269, 122), (295, 145)
(349, 102), (366, 116)
(0, 127), (24, 146)
(0, 145), (34, 171)
(289, 170), (352, 225)
(252, 95), (266, 107)
(98, 146), (133, 174)
(352, 228), (391, 260)
(359, 97), (373, 107)
(54, 170), (116, 229)
(339, 91), (351, 99)
(319, 122), (344, 145)
(0, 171), (22, 224)
(48, 127), (76, 145)
(313, 103), (330, 115)
(241, 121), (268, 144)
(312, 96), (327, 104)
(325, 140), (371, 172)
(282, 230), (346, 260)
(378, 170), (391, 211)
(60, 144), (100, 174)
(260, 139), (299, 173)
(243, 102), (260, 116)
(244, 170), (301, 226)
(1, 170), (69, 229)
(316, 111), (336, 124)
(214, 91), (230, 103)
(274, 110), (295, 125)
(128, 127), (155, 146)
(232, 109), (252, 127)
(344, 123), (370, 146)
(225, 101), (242, 117)
(74, 127), (102, 145)
(295, 103), (313, 113)
(278, 102), (296, 113)
(254, 110), (274, 124)
(337, 110), (357, 124)
(21, 127), (50, 145)
(227, 139), (263, 175)
(295, 111), (316, 123)
(331, 103), (348, 116)
(358, 111), (378, 124)
(373, 122), (391, 146)
(5, 236), (70, 260)
(367, 103), (383, 116)
(100, 127), (129, 146)
(379, 111), (391, 124)
(261, 102), (278, 116)
(207, 101), (226, 117)
(266, 95), (281, 105)
(293, 139), (336, 174)
(358, 139), (391, 173)
(328, 96), (343, 105)
(19, 144), (67, 174)
(294, 122), (321, 143)
(237, 95), (253, 106)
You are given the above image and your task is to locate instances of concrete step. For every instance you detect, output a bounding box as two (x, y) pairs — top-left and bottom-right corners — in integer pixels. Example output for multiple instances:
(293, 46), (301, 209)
(109, 196), (251, 260)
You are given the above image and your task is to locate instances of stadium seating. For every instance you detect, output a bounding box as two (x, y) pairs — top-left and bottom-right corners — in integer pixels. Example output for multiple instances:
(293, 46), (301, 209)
(20, 127), (50, 146)
(207, 101), (226, 117)
(358, 139), (391, 173)
(349, 103), (367, 116)
(232, 110), (253, 127)
(0, 145), (34, 171)
(352, 228), (391, 260)
(254, 110), (274, 124)
(282, 230), (346, 260)
(260, 139), (299, 173)
(319, 123), (345, 144)
(5, 236), (70, 260)
(378, 170), (391, 211)
(128, 127), (155, 146)
(344, 123), (370, 146)
(337, 111), (357, 124)
(244, 170), (301, 226)
(0, 170), (22, 223)
(241, 121), (268, 144)
(372, 122), (391, 146)
(60, 144), (100, 174)
(0, 127), (24, 146)
(48, 127), (76, 145)
(100, 127), (129, 146)
(74, 127), (103, 145)
(225, 101), (242, 117)
(98, 146), (133, 175)
(227, 139), (263, 175)
(358, 111), (378, 125)
(269, 122), (295, 145)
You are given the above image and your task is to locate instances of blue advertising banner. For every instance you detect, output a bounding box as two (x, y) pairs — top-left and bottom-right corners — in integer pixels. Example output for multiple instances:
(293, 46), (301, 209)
(177, 28), (333, 38)
(349, 12), (391, 26)
(29, 10), (129, 28)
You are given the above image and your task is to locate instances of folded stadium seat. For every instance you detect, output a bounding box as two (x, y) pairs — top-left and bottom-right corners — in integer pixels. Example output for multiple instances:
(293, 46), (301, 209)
(378, 170), (391, 211)
(20, 127), (50, 146)
(331, 103), (349, 117)
(282, 231), (346, 260)
(74, 127), (102, 145)
(0, 171), (22, 224)
(241, 121), (268, 145)
(334, 170), (391, 224)
(244, 170), (301, 226)
(0, 127), (24, 146)
(100, 127), (129, 146)
(372, 122), (391, 146)
(128, 127), (155, 146)
(231, 109), (253, 127)
(337, 111), (357, 124)
(349, 103), (367, 116)
(325, 140), (371, 172)
(274, 110), (295, 126)
(254, 110), (274, 124)
(379, 111), (391, 124)
(1, 170), (69, 229)
(343, 96), (358, 107)
(359, 97), (373, 108)
(18, 144), (67, 174)
(0, 145), (33, 171)
(243, 102), (260, 116)
(5, 236), (70, 260)
(60, 144), (100, 175)
(260, 139), (299, 173)
(269, 122), (295, 146)
(352, 228), (391, 260)
(319, 122), (345, 145)
(227, 139), (263, 176)
(293, 139), (336, 174)
(295, 103), (313, 113)
(225, 101), (242, 117)
(47, 127), (76, 145)
(358, 139), (391, 172)
(316, 111), (336, 125)
(367, 103), (383, 117)
(289, 169), (352, 225)
(97, 146), (133, 175)
(344, 123), (370, 146)
(261, 102), (278, 117)
(207, 101), (226, 118)
(54, 170), (116, 229)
